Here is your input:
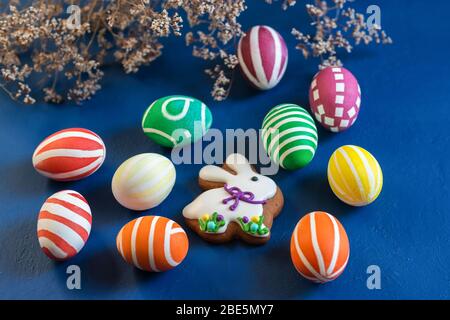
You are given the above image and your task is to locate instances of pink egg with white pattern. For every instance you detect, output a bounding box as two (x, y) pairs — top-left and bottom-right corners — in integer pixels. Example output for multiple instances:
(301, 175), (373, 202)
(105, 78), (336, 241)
(309, 67), (361, 132)
(237, 25), (288, 90)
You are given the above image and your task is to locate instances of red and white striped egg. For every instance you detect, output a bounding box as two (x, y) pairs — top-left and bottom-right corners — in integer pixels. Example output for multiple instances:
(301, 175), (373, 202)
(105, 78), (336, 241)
(32, 128), (106, 181)
(37, 190), (92, 260)
(237, 25), (288, 90)
(309, 67), (361, 132)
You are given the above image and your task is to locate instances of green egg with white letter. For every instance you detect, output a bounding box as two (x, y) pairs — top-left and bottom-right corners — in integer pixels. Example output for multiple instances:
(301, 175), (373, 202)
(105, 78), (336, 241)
(142, 95), (213, 148)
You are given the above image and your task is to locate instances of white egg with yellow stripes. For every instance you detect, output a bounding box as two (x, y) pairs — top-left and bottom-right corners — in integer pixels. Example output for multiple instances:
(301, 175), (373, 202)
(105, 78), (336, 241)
(112, 153), (176, 211)
(327, 145), (383, 206)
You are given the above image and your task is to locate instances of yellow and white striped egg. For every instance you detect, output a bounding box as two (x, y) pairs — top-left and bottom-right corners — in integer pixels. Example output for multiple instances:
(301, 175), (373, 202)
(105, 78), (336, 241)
(112, 153), (176, 211)
(327, 145), (383, 206)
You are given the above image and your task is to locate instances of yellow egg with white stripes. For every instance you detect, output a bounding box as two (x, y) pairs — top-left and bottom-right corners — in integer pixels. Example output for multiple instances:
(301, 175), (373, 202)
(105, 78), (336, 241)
(112, 153), (176, 211)
(327, 145), (383, 206)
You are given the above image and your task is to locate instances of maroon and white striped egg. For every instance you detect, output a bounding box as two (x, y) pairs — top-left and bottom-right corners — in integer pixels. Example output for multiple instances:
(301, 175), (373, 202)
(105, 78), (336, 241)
(237, 25), (288, 90)
(37, 190), (92, 260)
(32, 128), (106, 181)
(309, 67), (361, 132)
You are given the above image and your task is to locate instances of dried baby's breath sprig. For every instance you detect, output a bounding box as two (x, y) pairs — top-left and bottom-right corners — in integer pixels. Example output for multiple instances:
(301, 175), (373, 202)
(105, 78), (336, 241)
(0, 0), (245, 104)
(205, 64), (231, 101)
(289, 0), (392, 69)
(0, 1), (183, 104)
(174, 0), (246, 101)
(264, 0), (297, 11)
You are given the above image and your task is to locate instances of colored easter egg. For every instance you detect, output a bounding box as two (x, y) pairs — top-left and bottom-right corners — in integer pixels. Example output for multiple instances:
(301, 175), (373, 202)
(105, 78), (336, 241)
(142, 95), (212, 148)
(116, 216), (189, 272)
(290, 211), (350, 283)
(327, 145), (383, 206)
(237, 25), (288, 90)
(309, 67), (361, 132)
(32, 128), (106, 181)
(111, 153), (176, 211)
(262, 103), (318, 170)
(37, 190), (92, 260)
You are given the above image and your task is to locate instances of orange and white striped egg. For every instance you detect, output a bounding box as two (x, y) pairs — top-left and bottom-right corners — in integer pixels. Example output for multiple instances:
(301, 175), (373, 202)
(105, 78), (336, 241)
(116, 216), (189, 272)
(328, 145), (383, 206)
(37, 190), (92, 260)
(32, 128), (106, 181)
(290, 211), (350, 283)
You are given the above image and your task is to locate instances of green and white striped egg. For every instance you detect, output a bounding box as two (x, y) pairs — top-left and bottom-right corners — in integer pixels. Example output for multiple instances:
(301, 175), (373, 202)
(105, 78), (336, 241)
(262, 103), (318, 170)
(142, 95), (213, 148)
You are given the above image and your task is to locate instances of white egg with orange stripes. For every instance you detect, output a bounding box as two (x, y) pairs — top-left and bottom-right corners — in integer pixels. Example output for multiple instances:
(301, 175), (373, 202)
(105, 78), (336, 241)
(290, 211), (350, 283)
(37, 190), (92, 260)
(32, 128), (106, 181)
(116, 216), (189, 272)
(237, 25), (288, 90)
(112, 153), (176, 211)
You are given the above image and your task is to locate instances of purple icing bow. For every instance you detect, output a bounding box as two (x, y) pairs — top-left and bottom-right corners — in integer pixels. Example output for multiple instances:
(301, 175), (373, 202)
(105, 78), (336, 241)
(222, 184), (267, 211)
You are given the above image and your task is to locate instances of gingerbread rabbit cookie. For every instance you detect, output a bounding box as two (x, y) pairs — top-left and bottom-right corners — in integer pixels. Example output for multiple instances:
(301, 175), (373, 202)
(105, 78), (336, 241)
(183, 153), (284, 244)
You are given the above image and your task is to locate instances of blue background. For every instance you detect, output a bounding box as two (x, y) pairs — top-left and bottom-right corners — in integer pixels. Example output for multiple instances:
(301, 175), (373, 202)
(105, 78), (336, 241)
(0, 0), (449, 300)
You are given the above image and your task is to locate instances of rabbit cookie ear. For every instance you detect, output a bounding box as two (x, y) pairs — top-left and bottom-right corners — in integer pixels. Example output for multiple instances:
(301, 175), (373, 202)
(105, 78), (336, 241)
(225, 153), (252, 175)
(199, 165), (234, 183)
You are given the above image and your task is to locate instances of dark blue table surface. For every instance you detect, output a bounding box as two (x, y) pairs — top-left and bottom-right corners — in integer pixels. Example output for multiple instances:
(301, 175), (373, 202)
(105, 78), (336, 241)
(1, 0), (449, 300)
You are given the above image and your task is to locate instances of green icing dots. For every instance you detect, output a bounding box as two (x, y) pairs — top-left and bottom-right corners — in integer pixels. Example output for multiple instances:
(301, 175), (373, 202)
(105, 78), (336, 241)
(198, 212), (225, 233)
(237, 215), (269, 236)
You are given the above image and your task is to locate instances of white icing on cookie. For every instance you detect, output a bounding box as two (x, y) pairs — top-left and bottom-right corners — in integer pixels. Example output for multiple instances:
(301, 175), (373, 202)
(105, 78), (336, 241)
(182, 153), (277, 236)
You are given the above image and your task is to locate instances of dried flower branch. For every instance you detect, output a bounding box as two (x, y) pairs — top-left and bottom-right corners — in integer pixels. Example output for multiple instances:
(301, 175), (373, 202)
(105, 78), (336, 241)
(177, 0), (245, 101)
(0, 1), (183, 104)
(288, 0), (393, 69)
(264, 0), (298, 11)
